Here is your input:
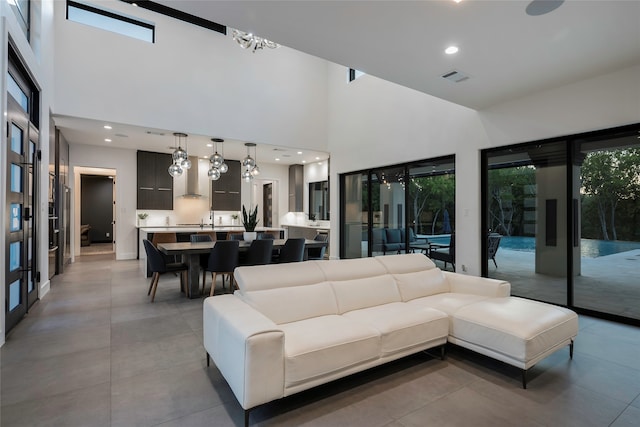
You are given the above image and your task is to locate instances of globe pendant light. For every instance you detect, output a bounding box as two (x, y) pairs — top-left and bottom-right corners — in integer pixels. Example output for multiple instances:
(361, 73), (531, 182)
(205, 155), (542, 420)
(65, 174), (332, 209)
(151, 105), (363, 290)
(242, 143), (259, 181)
(208, 138), (227, 181)
(169, 132), (189, 177)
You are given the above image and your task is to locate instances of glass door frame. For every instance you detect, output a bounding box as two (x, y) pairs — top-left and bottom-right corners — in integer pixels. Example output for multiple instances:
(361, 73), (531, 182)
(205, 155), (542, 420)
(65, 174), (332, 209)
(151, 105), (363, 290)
(481, 122), (640, 327)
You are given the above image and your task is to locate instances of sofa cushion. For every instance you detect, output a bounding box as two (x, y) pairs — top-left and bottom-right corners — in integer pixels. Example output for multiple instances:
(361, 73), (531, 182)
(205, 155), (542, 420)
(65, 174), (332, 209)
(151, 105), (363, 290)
(235, 261), (326, 292)
(242, 282), (338, 325)
(385, 228), (402, 244)
(393, 269), (451, 301)
(408, 293), (489, 316)
(375, 253), (437, 273)
(279, 315), (380, 387)
(316, 257), (388, 281)
(452, 297), (578, 364)
(344, 302), (449, 356)
(331, 274), (401, 314)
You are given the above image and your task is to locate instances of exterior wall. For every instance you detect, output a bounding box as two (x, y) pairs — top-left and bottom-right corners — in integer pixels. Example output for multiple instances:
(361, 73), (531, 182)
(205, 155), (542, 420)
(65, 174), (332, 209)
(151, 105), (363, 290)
(327, 63), (640, 275)
(53, 0), (328, 152)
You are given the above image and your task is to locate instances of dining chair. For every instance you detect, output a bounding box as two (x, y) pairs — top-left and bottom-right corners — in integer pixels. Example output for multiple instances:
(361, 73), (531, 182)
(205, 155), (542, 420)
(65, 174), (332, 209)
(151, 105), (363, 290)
(143, 239), (188, 302)
(276, 238), (305, 263)
(306, 233), (327, 260)
(203, 240), (240, 296)
(257, 232), (275, 240)
(243, 239), (274, 266)
(151, 232), (179, 263)
(190, 233), (214, 270)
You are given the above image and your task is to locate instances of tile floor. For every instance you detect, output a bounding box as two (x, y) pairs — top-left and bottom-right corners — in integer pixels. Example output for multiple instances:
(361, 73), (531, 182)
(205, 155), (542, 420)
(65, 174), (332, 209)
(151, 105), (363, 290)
(1, 254), (640, 427)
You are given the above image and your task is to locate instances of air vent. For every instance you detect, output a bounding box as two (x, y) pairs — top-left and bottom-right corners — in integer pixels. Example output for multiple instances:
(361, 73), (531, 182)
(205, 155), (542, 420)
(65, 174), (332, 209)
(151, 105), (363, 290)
(441, 70), (470, 83)
(146, 130), (165, 136)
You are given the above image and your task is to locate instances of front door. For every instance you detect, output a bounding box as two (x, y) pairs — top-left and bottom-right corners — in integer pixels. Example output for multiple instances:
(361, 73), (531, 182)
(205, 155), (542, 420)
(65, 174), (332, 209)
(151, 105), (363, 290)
(5, 78), (39, 332)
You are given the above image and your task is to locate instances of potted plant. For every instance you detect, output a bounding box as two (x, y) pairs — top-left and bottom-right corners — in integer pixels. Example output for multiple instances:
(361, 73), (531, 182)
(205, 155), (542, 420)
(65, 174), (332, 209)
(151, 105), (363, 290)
(137, 212), (148, 227)
(242, 205), (259, 241)
(231, 213), (239, 225)
(309, 213), (317, 226)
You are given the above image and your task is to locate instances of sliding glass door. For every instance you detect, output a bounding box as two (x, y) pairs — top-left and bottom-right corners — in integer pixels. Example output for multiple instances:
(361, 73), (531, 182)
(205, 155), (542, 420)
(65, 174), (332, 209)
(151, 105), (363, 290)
(340, 156), (455, 260)
(482, 123), (640, 324)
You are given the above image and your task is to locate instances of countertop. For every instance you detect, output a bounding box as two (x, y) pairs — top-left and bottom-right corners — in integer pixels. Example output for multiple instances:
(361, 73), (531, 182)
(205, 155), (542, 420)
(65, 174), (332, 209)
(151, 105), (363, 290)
(281, 223), (330, 230)
(139, 226), (284, 233)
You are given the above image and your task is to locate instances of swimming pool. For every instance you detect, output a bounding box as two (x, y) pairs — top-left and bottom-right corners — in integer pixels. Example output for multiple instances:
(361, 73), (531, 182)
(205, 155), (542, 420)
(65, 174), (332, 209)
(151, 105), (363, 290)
(500, 236), (640, 258)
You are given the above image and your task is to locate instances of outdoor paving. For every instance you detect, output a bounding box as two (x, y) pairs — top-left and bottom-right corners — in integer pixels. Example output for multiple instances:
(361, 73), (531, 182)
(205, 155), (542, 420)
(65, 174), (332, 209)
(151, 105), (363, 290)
(489, 248), (640, 320)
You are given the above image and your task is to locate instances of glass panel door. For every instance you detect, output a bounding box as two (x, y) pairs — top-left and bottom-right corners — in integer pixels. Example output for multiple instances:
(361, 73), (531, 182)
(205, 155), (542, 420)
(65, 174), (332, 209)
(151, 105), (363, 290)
(371, 167), (406, 256)
(408, 158), (455, 264)
(485, 142), (568, 305)
(574, 129), (640, 320)
(341, 173), (369, 258)
(5, 96), (29, 331)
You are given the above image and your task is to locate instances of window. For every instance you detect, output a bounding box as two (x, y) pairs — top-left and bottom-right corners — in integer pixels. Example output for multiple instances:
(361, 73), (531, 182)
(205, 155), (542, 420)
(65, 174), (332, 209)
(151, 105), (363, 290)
(348, 68), (366, 82)
(8, 0), (30, 40)
(67, 1), (155, 43)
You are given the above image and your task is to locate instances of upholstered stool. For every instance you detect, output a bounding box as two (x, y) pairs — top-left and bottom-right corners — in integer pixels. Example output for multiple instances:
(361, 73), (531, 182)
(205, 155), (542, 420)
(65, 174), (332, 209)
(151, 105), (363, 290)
(449, 297), (578, 388)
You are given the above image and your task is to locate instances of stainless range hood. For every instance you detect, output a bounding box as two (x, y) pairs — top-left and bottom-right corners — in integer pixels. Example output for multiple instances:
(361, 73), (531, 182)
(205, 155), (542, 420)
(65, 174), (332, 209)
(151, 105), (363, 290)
(182, 156), (203, 198)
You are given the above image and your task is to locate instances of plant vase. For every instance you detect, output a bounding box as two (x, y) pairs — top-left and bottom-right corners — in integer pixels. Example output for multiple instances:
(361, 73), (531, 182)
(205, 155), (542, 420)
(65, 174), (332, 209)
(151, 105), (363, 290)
(243, 231), (257, 242)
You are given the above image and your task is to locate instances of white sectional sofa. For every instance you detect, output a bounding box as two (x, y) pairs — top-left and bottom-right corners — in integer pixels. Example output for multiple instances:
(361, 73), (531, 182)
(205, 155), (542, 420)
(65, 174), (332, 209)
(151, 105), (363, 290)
(203, 254), (578, 425)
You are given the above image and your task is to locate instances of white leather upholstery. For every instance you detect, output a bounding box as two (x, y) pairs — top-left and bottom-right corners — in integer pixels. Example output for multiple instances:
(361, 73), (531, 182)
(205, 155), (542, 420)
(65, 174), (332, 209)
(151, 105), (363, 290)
(203, 254), (578, 412)
(331, 274), (401, 313)
(242, 282), (338, 324)
(451, 297), (578, 369)
(279, 315), (380, 387)
(343, 302), (449, 356)
(393, 269), (450, 301)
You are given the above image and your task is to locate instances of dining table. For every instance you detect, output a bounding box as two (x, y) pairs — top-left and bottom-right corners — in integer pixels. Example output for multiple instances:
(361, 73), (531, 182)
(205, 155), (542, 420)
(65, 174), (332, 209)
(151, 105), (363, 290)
(157, 239), (327, 298)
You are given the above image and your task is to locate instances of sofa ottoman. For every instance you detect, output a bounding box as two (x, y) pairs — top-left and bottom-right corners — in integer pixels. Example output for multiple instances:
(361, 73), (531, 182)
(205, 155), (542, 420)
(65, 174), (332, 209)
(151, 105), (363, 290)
(448, 297), (578, 387)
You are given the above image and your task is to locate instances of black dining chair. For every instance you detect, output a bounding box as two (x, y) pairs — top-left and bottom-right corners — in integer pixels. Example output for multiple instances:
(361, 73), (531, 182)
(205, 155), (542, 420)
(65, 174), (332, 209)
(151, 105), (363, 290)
(307, 234), (327, 260)
(203, 240), (240, 296)
(143, 239), (188, 302)
(243, 239), (274, 266)
(276, 238), (305, 263)
(227, 231), (244, 241)
(190, 233), (214, 270)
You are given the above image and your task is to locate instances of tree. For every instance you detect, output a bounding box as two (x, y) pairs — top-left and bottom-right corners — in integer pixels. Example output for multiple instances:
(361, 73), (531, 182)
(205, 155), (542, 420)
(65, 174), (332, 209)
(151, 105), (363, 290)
(581, 148), (640, 240)
(487, 166), (536, 236)
(408, 174), (455, 234)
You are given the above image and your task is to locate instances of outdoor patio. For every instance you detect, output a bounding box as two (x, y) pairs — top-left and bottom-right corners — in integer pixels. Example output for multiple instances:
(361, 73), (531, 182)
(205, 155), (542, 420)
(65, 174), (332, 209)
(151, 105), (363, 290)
(489, 248), (640, 320)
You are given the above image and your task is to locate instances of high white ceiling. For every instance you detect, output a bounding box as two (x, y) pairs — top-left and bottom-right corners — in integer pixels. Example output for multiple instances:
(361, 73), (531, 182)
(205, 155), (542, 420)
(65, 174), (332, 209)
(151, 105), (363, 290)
(158, 0), (640, 110)
(58, 0), (640, 161)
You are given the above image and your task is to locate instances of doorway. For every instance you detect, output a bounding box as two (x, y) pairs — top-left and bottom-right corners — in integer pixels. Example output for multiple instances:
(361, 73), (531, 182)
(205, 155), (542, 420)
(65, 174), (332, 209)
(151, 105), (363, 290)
(5, 51), (40, 333)
(74, 167), (116, 257)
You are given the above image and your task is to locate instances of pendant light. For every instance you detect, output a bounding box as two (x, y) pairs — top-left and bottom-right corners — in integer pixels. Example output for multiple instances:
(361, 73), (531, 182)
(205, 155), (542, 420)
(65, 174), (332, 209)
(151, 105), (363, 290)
(168, 132), (189, 177)
(208, 138), (228, 181)
(242, 142), (260, 182)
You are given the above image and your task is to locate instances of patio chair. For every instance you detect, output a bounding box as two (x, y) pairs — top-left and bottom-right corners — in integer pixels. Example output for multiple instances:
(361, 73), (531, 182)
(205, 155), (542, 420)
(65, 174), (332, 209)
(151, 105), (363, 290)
(429, 232), (455, 271)
(488, 232), (502, 268)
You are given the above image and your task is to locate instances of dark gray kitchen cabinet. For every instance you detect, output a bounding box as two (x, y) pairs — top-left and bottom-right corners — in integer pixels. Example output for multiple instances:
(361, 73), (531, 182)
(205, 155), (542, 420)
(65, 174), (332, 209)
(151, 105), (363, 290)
(289, 164), (304, 212)
(211, 160), (241, 211)
(137, 151), (174, 210)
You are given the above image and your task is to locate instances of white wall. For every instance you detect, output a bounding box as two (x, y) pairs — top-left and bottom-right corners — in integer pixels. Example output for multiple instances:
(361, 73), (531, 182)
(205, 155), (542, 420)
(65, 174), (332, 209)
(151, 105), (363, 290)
(327, 63), (640, 273)
(70, 144), (137, 260)
(53, 0), (328, 152)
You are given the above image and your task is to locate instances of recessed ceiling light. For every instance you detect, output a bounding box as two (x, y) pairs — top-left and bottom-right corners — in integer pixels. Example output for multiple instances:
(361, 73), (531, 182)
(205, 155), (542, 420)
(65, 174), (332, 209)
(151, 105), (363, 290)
(445, 46), (459, 55)
(103, 125), (112, 129)
(275, 158), (280, 161)
(302, 160), (307, 163)
(104, 138), (112, 142)
(297, 151), (303, 155)
(453, 0), (463, 3)
(206, 143), (213, 147)
(315, 157), (320, 160)
(318, 162), (322, 165)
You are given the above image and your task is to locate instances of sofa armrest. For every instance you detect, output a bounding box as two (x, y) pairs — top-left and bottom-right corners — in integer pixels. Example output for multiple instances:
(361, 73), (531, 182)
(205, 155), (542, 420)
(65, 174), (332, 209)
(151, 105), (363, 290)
(203, 295), (285, 409)
(443, 271), (510, 297)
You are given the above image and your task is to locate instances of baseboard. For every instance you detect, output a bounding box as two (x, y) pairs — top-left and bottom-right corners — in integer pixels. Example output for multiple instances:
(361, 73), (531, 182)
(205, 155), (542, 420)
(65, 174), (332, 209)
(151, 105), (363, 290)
(40, 279), (51, 298)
